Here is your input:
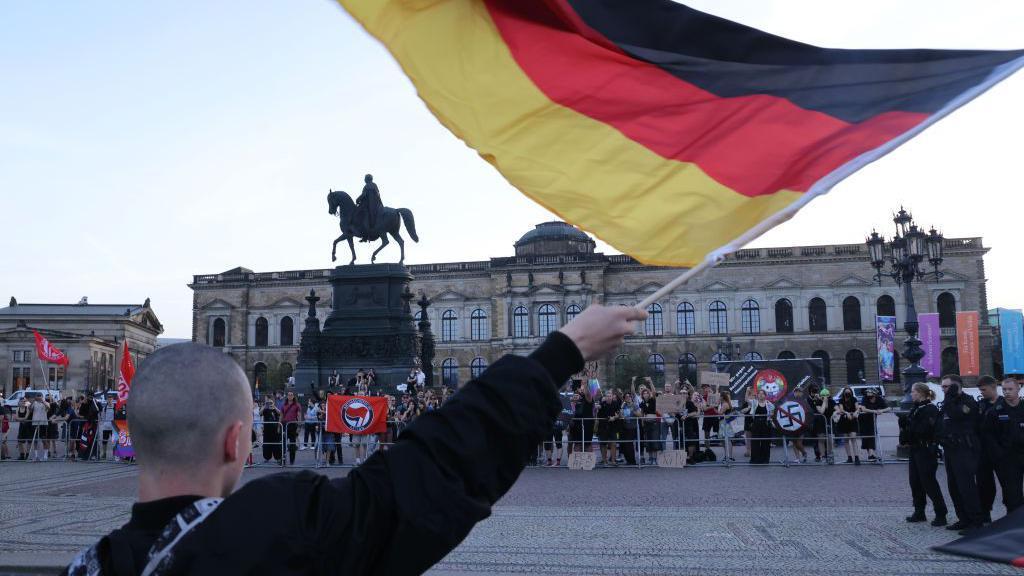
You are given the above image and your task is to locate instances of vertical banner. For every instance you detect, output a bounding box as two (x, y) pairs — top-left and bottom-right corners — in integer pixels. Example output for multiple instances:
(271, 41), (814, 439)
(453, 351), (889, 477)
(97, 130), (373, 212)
(876, 316), (897, 382)
(956, 311), (980, 376)
(113, 419), (134, 459)
(999, 309), (1024, 375)
(918, 313), (941, 377)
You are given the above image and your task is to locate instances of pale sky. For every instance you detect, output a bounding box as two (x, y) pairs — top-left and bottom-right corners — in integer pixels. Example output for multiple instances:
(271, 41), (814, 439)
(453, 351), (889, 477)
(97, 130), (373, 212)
(2, 1), (1022, 338)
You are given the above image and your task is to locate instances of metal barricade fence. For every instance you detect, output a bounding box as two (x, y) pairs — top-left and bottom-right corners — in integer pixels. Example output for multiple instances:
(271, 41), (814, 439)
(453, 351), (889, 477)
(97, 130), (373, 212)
(0, 410), (902, 469)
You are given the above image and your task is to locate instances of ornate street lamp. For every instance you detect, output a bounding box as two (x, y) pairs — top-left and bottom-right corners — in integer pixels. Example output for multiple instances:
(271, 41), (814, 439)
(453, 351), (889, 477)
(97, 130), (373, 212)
(865, 207), (945, 411)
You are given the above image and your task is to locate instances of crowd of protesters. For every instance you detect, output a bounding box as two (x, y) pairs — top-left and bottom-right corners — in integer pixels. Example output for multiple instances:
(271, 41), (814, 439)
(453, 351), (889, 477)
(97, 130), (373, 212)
(250, 366), (453, 467)
(540, 373), (893, 467)
(0, 391), (124, 462)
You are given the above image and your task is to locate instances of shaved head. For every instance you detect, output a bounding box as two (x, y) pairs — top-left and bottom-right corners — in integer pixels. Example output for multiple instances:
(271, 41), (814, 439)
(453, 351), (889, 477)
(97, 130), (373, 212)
(128, 343), (251, 469)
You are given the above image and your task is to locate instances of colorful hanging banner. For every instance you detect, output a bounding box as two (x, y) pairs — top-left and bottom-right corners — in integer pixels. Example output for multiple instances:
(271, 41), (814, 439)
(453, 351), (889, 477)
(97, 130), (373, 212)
(999, 309), (1024, 375)
(112, 419), (134, 459)
(956, 311), (981, 376)
(876, 316), (897, 382)
(918, 313), (942, 377)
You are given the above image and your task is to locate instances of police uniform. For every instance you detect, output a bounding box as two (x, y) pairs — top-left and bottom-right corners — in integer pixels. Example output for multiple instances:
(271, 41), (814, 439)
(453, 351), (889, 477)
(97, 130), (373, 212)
(976, 396), (998, 522)
(982, 396), (1024, 513)
(939, 391), (984, 531)
(63, 331), (583, 576)
(906, 400), (948, 523)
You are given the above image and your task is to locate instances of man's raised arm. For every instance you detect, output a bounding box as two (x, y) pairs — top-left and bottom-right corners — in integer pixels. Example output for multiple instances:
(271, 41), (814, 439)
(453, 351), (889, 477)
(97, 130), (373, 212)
(302, 305), (645, 575)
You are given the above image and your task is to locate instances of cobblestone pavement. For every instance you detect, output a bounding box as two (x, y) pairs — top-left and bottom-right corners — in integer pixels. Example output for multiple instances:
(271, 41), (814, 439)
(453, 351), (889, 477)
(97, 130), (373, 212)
(0, 458), (1014, 575)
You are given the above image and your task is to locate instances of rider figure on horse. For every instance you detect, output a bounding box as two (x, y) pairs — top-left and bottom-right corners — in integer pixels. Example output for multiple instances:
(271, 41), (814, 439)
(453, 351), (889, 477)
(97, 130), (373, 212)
(355, 174), (383, 242)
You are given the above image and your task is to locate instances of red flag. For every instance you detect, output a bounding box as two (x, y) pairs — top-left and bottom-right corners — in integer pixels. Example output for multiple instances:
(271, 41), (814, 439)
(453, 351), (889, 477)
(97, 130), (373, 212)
(33, 330), (69, 366)
(326, 395), (388, 435)
(115, 341), (135, 412)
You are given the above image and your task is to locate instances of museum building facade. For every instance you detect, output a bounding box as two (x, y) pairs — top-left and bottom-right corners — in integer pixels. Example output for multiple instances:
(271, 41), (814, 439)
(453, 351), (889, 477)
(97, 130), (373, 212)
(189, 222), (993, 391)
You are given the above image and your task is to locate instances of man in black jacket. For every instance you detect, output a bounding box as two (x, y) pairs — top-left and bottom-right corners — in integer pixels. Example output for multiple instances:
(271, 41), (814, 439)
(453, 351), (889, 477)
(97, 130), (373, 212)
(63, 304), (645, 576)
(939, 374), (984, 534)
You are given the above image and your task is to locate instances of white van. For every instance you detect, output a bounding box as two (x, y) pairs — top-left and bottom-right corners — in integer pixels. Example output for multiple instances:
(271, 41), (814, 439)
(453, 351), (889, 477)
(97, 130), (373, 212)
(3, 389), (63, 408)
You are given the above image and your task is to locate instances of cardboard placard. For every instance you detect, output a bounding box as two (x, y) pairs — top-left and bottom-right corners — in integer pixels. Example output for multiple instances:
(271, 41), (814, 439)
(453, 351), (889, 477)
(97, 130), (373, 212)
(656, 394), (684, 414)
(701, 371), (730, 389)
(706, 392), (721, 408)
(568, 451), (597, 470)
(657, 450), (688, 468)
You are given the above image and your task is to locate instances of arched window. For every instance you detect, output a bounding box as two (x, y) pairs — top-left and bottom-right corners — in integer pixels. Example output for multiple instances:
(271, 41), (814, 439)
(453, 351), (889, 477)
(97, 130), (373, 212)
(255, 317), (268, 347)
(678, 353), (698, 383)
(676, 302), (695, 335)
(775, 299), (794, 333)
(644, 303), (664, 336)
(876, 295), (896, 317)
(708, 300), (728, 335)
(845, 349), (866, 384)
(513, 305), (529, 338)
(808, 298), (828, 332)
(711, 352), (728, 365)
(777, 350), (797, 360)
(441, 310), (457, 341)
(280, 316), (294, 346)
(470, 309), (488, 341)
(254, 362), (268, 387)
(538, 304), (559, 336)
(470, 357), (487, 379)
(212, 318), (226, 347)
(279, 362), (293, 381)
(743, 352), (763, 361)
(741, 299), (760, 334)
(941, 346), (960, 375)
(648, 354), (665, 383)
(842, 297), (862, 331)
(566, 304), (582, 323)
(812, 350), (831, 385)
(442, 358), (459, 387)
(937, 292), (957, 328)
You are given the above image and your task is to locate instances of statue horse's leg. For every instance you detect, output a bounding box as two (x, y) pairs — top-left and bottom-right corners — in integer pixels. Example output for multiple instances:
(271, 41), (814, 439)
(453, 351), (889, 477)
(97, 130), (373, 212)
(332, 234), (348, 263)
(370, 235), (390, 263)
(392, 230), (405, 264)
(347, 237), (356, 266)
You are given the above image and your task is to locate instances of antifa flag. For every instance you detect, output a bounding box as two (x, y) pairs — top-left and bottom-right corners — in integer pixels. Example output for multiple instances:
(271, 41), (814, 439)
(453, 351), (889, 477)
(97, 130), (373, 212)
(33, 330), (69, 366)
(326, 395), (388, 435)
(335, 0), (1024, 267)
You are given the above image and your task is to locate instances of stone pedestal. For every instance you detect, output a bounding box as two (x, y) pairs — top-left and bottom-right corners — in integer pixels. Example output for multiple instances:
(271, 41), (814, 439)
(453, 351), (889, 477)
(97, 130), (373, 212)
(294, 264), (419, 395)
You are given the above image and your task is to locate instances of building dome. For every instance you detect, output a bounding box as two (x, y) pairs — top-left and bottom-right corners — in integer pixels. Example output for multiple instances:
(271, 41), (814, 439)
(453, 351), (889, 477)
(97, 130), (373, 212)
(514, 222), (595, 257)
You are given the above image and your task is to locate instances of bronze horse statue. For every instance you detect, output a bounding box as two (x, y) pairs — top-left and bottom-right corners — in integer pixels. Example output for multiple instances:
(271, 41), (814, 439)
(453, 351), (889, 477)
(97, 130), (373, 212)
(327, 190), (419, 265)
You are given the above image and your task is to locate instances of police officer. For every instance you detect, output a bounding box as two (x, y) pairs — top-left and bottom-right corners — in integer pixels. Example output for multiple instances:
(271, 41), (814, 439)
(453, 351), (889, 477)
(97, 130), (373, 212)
(938, 374), (984, 534)
(975, 375), (1000, 523)
(905, 382), (948, 526)
(983, 376), (1024, 515)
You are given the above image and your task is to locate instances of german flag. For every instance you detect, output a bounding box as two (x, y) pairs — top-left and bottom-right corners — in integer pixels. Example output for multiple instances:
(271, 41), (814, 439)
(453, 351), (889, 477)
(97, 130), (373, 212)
(337, 0), (1024, 266)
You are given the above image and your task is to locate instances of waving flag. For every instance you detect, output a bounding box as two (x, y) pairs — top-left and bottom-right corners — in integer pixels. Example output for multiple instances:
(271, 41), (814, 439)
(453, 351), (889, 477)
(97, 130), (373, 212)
(33, 330), (69, 366)
(115, 341), (135, 412)
(336, 0), (1024, 266)
(326, 395), (389, 435)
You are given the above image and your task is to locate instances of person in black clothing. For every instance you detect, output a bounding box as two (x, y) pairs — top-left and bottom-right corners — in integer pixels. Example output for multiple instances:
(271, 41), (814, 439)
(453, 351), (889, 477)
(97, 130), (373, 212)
(857, 387), (888, 462)
(904, 383), (948, 526)
(746, 390), (772, 464)
(63, 304), (646, 576)
(596, 390), (621, 466)
(982, 377), (1024, 515)
(260, 399), (282, 464)
(573, 387), (596, 455)
(639, 387), (659, 465)
(938, 374), (985, 534)
(975, 375), (1000, 523)
(678, 389), (700, 462)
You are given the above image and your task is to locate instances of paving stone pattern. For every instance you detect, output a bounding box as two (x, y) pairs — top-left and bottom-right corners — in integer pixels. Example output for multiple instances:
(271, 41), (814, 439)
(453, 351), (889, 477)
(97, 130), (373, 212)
(0, 461), (1015, 575)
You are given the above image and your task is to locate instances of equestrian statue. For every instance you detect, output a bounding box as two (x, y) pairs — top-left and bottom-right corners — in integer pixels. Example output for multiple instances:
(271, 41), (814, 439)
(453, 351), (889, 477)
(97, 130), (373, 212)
(328, 174), (419, 265)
